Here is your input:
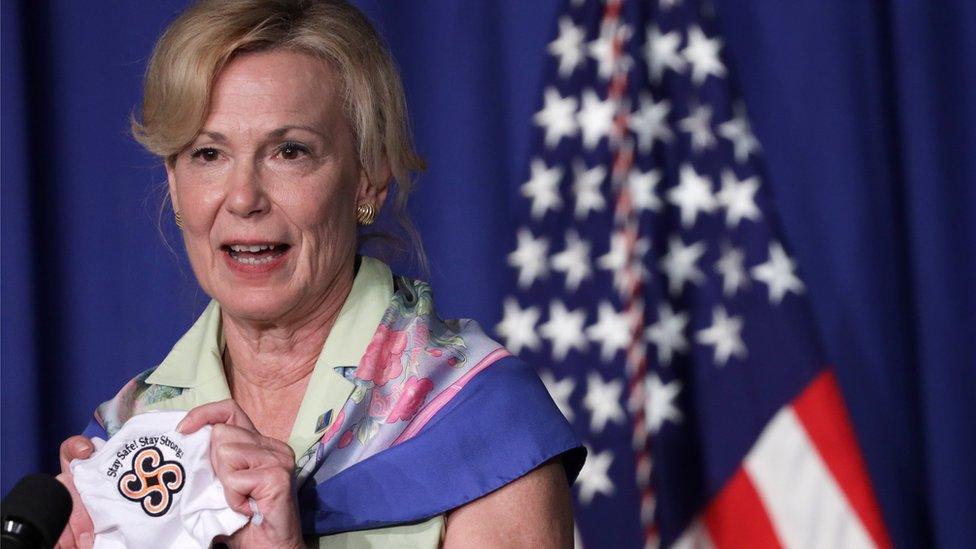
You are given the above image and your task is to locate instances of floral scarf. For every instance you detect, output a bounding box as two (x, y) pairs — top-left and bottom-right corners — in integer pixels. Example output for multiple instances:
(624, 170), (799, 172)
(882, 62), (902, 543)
(84, 273), (583, 535)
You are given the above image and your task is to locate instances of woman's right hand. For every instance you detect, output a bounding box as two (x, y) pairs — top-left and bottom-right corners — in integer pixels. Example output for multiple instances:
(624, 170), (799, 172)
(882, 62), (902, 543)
(54, 435), (96, 549)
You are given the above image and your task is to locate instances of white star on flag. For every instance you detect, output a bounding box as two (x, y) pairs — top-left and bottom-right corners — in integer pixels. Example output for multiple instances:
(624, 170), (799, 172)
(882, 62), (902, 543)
(577, 89), (616, 150)
(539, 300), (589, 361)
(495, 297), (541, 355)
(597, 232), (651, 296)
(551, 229), (593, 292)
(548, 16), (586, 78)
(521, 158), (564, 220)
(628, 93), (673, 153)
(539, 370), (576, 422)
(751, 241), (805, 304)
(682, 24), (727, 85)
(715, 245), (749, 297)
(534, 87), (579, 149)
(718, 102), (761, 163)
(678, 104), (716, 152)
(696, 305), (747, 367)
(572, 160), (608, 219)
(660, 235), (706, 296)
(627, 168), (664, 213)
(644, 24), (686, 83)
(576, 446), (615, 505)
(507, 227), (549, 288)
(667, 164), (717, 228)
(583, 372), (626, 433)
(716, 170), (761, 228)
(646, 302), (690, 366)
(586, 301), (635, 363)
(645, 373), (682, 433)
(588, 21), (633, 80)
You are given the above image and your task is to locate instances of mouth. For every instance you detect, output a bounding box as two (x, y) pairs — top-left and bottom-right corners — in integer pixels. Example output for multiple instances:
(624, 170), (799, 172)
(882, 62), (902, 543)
(220, 242), (292, 265)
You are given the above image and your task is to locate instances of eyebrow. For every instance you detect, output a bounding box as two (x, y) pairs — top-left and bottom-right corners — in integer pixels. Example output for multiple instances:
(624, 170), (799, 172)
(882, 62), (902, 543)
(196, 126), (327, 142)
(269, 125), (327, 140)
(199, 130), (227, 141)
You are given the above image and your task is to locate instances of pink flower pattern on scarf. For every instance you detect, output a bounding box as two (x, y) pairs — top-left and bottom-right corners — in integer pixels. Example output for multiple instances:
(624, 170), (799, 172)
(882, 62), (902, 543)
(387, 376), (435, 423)
(356, 324), (407, 386)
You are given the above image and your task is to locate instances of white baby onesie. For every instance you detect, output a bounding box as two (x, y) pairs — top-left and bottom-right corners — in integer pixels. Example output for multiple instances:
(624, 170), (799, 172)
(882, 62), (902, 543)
(71, 410), (249, 548)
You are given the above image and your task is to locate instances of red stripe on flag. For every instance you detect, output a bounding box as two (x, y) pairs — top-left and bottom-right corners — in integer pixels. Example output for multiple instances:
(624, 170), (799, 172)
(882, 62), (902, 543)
(704, 467), (782, 549)
(792, 369), (892, 549)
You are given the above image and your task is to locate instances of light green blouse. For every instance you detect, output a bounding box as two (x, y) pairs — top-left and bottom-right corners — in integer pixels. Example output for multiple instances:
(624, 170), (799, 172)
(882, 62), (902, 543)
(141, 257), (444, 548)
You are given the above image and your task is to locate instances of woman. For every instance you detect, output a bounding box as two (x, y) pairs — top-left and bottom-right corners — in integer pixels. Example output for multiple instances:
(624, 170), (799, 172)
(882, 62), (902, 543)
(54, 0), (583, 547)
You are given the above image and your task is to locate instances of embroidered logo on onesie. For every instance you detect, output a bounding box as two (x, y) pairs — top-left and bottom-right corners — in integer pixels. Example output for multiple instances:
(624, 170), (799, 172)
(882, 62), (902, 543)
(118, 446), (186, 516)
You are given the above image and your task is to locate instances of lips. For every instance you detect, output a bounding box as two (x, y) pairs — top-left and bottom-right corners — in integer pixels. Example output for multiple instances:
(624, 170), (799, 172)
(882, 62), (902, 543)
(220, 241), (291, 274)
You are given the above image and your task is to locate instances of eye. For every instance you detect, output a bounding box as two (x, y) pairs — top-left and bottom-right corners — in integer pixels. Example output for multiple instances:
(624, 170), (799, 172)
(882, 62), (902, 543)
(278, 142), (310, 160)
(190, 147), (220, 162)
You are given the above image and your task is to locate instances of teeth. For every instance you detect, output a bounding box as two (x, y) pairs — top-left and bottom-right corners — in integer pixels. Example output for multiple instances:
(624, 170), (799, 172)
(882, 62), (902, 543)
(230, 244), (274, 252)
(226, 243), (286, 266)
(231, 254), (280, 265)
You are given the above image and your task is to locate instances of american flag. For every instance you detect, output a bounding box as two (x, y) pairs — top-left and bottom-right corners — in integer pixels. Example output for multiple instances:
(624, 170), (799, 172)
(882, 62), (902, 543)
(495, 0), (892, 547)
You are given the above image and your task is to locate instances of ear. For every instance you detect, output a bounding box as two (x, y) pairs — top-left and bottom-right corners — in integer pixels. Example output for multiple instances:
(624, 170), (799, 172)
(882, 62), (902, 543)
(357, 159), (392, 209)
(165, 158), (181, 214)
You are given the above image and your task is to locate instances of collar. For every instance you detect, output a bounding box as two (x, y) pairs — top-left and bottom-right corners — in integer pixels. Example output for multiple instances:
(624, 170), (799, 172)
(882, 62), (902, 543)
(144, 256), (393, 458)
(144, 299), (226, 390)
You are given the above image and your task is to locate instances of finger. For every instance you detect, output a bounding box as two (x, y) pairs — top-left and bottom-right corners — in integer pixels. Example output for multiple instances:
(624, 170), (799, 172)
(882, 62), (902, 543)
(210, 429), (295, 489)
(211, 424), (295, 459)
(56, 473), (94, 543)
(55, 522), (75, 549)
(219, 472), (251, 516)
(211, 441), (292, 484)
(177, 399), (255, 434)
(209, 425), (290, 480)
(220, 466), (295, 516)
(59, 436), (94, 471)
(213, 440), (262, 478)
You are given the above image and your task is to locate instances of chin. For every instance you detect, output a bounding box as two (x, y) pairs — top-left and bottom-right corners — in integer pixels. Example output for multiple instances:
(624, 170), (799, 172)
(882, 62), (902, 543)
(213, 289), (299, 324)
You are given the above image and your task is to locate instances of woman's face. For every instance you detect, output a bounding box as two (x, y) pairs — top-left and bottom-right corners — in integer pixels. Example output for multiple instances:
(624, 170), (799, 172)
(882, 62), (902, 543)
(167, 50), (380, 324)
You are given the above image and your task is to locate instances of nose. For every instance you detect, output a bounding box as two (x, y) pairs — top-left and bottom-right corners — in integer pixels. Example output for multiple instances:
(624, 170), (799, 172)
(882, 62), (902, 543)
(225, 160), (271, 219)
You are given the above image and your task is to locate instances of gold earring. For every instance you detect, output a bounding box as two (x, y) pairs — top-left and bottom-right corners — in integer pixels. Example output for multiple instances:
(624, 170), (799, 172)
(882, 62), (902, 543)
(175, 211), (184, 229)
(356, 203), (377, 225)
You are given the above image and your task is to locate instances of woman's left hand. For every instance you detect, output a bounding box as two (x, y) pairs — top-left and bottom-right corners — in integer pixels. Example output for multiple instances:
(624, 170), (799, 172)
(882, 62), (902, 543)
(177, 400), (304, 549)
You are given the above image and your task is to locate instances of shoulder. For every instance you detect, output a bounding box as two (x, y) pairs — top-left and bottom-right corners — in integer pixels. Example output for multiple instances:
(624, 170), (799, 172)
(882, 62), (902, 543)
(300, 271), (587, 535)
(381, 274), (587, 481)
(409, 353), (587, 482)
(303, 353), (585, 535)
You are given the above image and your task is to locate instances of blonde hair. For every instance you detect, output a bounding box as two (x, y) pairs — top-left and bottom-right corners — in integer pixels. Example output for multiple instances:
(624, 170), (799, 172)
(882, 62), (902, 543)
(134, 0), (426, 267)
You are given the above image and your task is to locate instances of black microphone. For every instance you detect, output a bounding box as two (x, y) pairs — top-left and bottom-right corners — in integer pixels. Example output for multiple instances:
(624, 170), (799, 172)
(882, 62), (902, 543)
(1, 474), (73, 549)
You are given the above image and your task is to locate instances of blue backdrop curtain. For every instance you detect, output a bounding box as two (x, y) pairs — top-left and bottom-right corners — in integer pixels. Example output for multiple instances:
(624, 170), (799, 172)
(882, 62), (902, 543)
(1, 1), (973, 546)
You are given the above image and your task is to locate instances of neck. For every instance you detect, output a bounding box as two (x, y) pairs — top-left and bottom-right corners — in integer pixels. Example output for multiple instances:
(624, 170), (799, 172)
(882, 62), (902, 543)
(219, 257), (356, 436)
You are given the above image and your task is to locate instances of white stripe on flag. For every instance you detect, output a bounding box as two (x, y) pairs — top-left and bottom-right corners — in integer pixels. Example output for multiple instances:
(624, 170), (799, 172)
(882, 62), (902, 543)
(671, 519), (715, 549)
(744, 407), (875, 549)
